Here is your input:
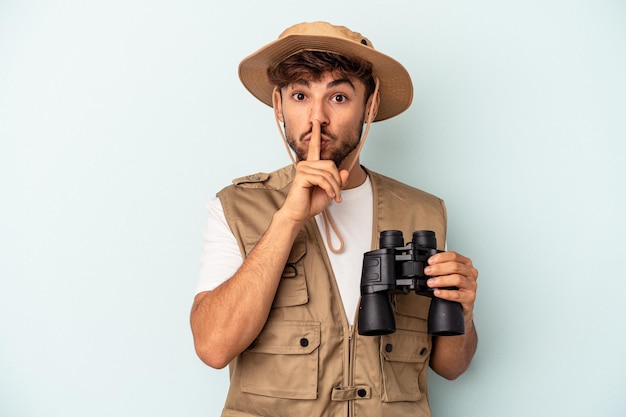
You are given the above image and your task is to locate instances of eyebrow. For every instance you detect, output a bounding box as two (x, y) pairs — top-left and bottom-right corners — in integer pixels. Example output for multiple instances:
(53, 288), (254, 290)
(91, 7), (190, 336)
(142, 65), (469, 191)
(291, 78), (356, 91)
(327, 78), (356, 91)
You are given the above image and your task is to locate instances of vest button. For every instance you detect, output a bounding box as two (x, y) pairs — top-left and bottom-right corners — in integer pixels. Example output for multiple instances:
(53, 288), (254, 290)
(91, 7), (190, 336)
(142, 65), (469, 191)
(385, 343), (393, 352)
(357, 388), (367, 397)
(420, 347), (428, 356)
(300, 338), (309, 347)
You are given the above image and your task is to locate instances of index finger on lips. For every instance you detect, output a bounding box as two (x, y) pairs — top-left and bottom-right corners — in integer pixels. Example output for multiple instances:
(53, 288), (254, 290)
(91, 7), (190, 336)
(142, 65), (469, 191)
(307, 120), (321, 161)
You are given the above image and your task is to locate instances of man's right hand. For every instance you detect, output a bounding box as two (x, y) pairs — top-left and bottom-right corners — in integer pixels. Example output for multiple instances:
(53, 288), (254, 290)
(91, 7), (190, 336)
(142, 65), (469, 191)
(279, 121), (349, 225)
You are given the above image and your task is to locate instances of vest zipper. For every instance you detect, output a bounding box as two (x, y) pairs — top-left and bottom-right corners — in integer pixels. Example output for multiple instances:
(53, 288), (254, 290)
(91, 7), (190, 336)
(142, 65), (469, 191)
(347, 324), (355, 417)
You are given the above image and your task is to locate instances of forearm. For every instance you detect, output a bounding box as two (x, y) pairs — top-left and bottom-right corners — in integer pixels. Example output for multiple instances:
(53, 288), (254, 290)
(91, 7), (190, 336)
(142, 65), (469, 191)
(429, 317), (478, 380)
(190, 209), (304, 369)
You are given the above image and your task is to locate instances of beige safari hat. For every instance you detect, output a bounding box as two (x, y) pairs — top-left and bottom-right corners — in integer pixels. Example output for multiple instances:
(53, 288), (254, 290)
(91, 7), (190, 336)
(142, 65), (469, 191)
(238, 21), (413, 122)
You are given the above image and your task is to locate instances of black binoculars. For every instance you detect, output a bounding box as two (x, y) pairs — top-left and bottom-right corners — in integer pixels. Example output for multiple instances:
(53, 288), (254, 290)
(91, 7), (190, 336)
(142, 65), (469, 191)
(358, 230), (465, 336)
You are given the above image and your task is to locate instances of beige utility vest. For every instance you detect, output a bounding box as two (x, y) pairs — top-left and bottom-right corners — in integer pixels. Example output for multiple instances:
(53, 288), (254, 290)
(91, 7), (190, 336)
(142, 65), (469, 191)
(217, 165), (447, 417)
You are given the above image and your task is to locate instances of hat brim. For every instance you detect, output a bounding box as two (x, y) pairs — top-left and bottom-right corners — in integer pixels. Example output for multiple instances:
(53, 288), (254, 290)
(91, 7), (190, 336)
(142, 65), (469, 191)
(238, 34), (413, 122)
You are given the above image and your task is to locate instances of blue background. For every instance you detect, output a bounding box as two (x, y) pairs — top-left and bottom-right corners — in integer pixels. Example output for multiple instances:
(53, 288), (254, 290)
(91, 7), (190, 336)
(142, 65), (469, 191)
(1, 1), (625, 416)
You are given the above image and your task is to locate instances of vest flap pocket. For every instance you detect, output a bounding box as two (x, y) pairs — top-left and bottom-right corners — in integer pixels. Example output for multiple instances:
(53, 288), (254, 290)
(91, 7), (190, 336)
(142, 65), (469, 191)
(380, 329), (430, 402)
(274, 234), (308, 308)
(241, 320), (320, 400)
(243, 235), (309, 308)
(381, 330), (430, 363)
(247, 320), (320, 355)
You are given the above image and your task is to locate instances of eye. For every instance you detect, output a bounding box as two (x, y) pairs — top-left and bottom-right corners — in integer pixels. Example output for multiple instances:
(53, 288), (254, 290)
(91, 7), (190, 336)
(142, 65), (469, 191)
(332, 94), (348, 103)
(292, 92), (306, 101)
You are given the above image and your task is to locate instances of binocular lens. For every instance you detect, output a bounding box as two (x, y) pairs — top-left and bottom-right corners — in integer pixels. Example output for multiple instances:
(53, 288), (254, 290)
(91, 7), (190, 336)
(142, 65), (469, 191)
(358, 293), (396, 336)
(412, 230), (436, 249)
(379, 230), (404, 249)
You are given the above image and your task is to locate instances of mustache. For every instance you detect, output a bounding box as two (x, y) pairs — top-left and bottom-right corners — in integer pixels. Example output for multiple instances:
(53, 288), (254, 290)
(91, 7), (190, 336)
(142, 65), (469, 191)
(299, 127), (334, 142)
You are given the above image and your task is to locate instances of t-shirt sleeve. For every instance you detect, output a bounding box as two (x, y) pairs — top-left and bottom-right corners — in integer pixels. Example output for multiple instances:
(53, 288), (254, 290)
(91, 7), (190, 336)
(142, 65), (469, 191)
(195, 197), (243, 294)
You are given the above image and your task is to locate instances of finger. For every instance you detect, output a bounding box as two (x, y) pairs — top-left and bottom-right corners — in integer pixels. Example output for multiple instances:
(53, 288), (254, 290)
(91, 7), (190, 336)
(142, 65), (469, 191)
(297, 163), (343, 201)
(426, 264), (478, 285)
(429, 251), (473, 266)
(428, 273), (477, 292)
(307, 120), (321, 161)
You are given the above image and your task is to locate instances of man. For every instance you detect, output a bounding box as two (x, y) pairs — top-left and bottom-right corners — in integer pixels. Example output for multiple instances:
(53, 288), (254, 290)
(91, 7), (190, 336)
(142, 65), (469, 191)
(191, 21), (478, 417)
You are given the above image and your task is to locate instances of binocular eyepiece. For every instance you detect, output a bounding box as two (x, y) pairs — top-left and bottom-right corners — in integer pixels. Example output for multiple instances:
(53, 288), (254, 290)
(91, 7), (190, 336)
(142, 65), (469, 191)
(357, 230), (465, 337)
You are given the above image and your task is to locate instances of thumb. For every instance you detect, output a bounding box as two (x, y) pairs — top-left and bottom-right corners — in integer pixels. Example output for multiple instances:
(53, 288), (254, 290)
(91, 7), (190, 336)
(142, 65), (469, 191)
(339, 169), (350, 188)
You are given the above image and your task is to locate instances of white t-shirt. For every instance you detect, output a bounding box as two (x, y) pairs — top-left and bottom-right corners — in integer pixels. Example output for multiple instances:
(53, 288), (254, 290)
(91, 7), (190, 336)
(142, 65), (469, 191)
(196, 176), (373, 324)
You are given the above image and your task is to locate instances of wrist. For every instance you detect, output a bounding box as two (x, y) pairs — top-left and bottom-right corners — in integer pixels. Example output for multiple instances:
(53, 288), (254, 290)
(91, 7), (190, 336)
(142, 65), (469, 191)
(272, 207), (307, 233)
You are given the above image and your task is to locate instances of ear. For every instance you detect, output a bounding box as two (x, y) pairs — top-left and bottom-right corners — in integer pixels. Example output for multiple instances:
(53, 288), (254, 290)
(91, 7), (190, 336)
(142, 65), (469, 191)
(272, 87), (284, 123)
(364, 90), (380, 122)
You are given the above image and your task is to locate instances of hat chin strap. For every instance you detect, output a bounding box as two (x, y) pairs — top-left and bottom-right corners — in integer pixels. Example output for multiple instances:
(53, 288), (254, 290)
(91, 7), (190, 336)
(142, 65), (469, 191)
(272, 78), (380, 254)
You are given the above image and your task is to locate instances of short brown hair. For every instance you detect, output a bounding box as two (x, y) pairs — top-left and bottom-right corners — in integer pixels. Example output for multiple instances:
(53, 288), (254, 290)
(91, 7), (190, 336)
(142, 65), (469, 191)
(267, 50), (377, 102)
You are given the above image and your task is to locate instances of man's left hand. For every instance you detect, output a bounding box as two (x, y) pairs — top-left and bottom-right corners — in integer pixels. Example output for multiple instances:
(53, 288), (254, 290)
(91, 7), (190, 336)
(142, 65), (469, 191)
(424, 252), (478, 321)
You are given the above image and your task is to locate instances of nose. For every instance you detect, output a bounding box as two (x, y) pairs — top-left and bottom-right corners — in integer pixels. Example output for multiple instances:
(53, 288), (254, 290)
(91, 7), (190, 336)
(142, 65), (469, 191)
(309, 98), (329, 129)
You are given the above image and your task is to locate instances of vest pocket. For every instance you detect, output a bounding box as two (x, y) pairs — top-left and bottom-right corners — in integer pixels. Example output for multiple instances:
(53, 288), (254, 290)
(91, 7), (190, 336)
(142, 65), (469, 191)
(240, 320), (320, 400)
(380, 329), (430, 402)
(274, 234), (308, 308)
(244, 235), (309, 308)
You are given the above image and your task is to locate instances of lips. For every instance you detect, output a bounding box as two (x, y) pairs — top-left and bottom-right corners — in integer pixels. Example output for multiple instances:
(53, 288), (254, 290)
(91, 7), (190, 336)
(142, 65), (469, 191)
(304, 135), (330, 148)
